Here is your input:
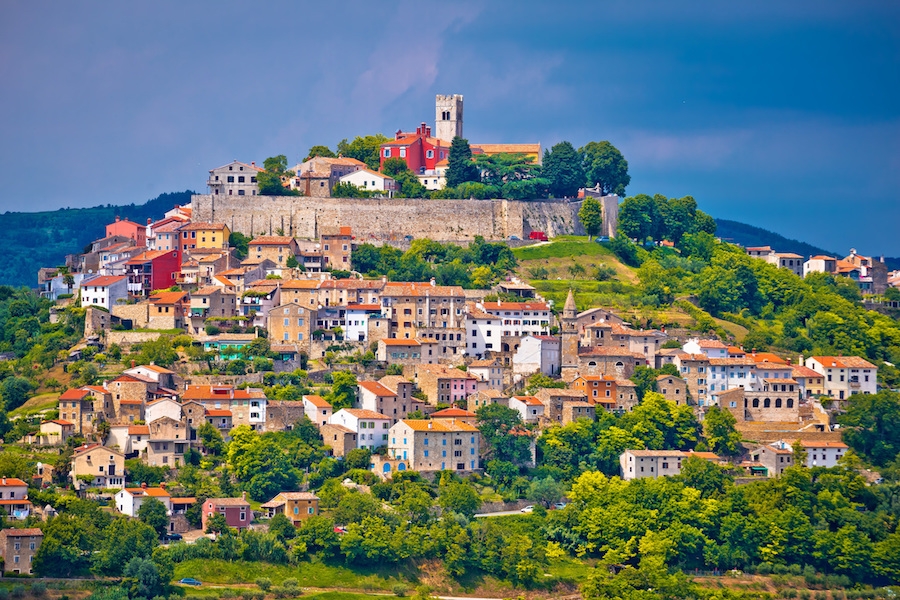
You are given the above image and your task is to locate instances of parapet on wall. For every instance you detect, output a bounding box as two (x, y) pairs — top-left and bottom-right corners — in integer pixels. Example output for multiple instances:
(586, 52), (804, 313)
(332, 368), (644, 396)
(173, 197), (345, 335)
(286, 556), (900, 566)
(190, 195), (587, 241)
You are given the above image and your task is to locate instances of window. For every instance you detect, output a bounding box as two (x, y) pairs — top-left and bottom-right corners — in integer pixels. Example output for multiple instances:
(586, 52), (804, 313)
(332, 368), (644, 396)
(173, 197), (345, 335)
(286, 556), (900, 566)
(383, 148), (390, 157)
(238, 176), (245, 183)
(399, 147), (407, 158)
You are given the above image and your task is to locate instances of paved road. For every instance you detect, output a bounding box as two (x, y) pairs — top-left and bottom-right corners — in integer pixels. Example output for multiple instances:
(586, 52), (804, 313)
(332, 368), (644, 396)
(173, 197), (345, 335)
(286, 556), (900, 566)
(474, 509), (527, 518)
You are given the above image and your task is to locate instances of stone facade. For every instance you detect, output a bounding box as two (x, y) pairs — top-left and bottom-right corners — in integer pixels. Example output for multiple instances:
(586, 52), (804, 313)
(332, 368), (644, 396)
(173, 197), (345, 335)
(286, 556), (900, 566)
(191, 195), (585, 242)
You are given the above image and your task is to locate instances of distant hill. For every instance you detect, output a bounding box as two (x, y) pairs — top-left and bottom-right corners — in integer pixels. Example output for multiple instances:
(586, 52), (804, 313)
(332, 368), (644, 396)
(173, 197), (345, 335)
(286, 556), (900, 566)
(0, 190), (195, 287)
(715, 218), (900, 271)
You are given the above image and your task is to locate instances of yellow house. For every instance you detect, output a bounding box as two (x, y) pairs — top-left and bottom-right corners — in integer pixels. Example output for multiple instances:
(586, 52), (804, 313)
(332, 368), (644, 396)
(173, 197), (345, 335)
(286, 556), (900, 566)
(178, 222), (231, 250)
(792, 366), (826, 399)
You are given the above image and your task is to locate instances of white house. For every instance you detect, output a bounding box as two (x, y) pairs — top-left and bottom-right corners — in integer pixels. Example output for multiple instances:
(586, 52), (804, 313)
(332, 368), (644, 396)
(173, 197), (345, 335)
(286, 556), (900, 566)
(478, 301), (552, 338)
(344, 304), (382, 342)
(338, 169), (396, 195)
(79, 275), (128, 310)
(620, 450), (688, 481)
(805, 356), (878, 401)
(144, 398), (183, 424)
(513, 335), (560, 377)
(329, 408), (391, 451)
(207, 160), (263, 197)
(682, 338), (728, 359)
(302, 395), (332, 428)
(465, 308), (502, 356)
(509, 395), (544, 423)
(794, 440), (849, 468)
(467, 358), (505, 391)
(115, 485), (172, 517)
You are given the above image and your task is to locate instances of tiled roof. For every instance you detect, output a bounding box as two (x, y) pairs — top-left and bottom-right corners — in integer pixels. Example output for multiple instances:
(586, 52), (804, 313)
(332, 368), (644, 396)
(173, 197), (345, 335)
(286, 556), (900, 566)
(302, 395), (331, 408)
(378, 376), (411, 391)
(124, 487), (170, 497)
(0, 528), (42, 537)
(655, 374), (685, 382)
(625, 450), (688, 458)
(809, 356), (877, 369)
(42, 419), (74, 426)
(128, 426), (150, 435)
(511, 396), (543, 406)
(82, 275), (126, 287)
(697, 339), (727, 349)
(749, 352), (787, 364)
(431, 407), (477, 417)
(399, 419), (479, 432)
(179, 222), (227, 231)
(205, 409), (232, 417)
(339, 409), (390, 420)
(708, 358), (758, 366)
(481, 301), (550, 311)
(358, 381), (396, 397)
(799, 441), (848, 449)
(150, 291), (188, 304)
(381, 338), (421, 346)
(383, 282), (465, 297)
(251, 236), (295, 246)
(59, 388), (90, 400)
(346, 304), (381, 311)
(281, 279), (320, 289)
(206, 497), (250, 507)
(0, 478), (28, 487)
(471, 143), (541, 155)
(791, 366), (823, 379)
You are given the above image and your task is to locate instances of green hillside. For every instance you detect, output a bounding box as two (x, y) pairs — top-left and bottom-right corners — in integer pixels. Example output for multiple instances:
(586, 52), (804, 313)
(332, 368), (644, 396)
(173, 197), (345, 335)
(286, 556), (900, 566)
(0, 190), (195, 287)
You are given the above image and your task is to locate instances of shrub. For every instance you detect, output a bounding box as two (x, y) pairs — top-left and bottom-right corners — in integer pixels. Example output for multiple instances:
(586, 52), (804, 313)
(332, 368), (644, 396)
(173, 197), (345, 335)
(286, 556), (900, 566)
(797, 591), (811, 600)
(10, 586), (25, 599)
(392, 583), (410, 597)
(30, 582), (47, 597)
(255, 578), (272, 592)
(0, 589), (9, 600)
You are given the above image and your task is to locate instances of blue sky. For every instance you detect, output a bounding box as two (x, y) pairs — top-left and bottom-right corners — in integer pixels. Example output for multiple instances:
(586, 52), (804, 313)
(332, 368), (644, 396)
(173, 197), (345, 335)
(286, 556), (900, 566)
(1, 1), (898, 254)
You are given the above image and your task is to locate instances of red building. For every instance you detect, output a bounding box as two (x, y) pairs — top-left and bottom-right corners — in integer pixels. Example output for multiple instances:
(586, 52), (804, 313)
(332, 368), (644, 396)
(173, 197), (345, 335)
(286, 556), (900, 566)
(379, 123), (450, 174)
(125, 249), (181, 297)
(106, 217), (147, 247)
(201, 495), (252, 531)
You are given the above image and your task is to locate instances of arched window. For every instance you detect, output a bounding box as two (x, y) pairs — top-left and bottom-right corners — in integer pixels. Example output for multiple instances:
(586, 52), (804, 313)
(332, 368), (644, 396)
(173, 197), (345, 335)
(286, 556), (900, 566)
(588, 361), (597, 367)
(764, 398), (771, 408)
(775, 398), (782, 408)
(752, 398), (759, 408)
(787, 398), (794, 408)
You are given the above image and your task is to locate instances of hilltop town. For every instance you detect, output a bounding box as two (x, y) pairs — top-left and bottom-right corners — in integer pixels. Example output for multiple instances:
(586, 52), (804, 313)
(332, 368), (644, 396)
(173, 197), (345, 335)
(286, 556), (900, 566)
(2, 95), (900, 599)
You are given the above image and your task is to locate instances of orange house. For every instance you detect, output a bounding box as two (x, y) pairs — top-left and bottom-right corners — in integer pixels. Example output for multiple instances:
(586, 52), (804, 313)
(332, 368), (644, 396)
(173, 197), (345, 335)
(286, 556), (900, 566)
(106, 217), (146, 247)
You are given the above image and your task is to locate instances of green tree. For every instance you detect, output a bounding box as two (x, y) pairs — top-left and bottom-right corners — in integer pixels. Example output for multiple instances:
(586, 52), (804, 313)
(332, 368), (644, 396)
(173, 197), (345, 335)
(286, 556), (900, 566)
(93, 518), (158, 575)
(205, 512), (229, 534)
(137, 497), (169, 537)
(676, 455), (730, 497)
(229, 232), (251, 259)
(526, 476), (564, 507)
(123, 556), (167, 599)
(1, 376), (32, 412)
(326, 371), (358, 410)
(703, 406), (742, 455)
(345, 447), (372, 470)
(337, 134), (390, 170)
(267, 513), (296, 543)
(445, 137), (480, 188)
(438, 481), (481, 518)
(578, 197), (603, 240)
(305, 145), (336, 159)
(197, 421), (225, 455)
(33, 514), (97, 577)
(618, 193), (663, 241)
(475, 403), (532, 464)
(543, 141), (584, 198)
(580, 140), (631, 196)
(258, 154), (300, 196)
(837, 391), (900, 467)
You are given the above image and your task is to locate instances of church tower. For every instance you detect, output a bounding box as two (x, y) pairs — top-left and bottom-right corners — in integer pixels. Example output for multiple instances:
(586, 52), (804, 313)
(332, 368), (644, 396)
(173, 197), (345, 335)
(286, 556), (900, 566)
(560, 289), (580, 380)
(435, 94), (464, 142)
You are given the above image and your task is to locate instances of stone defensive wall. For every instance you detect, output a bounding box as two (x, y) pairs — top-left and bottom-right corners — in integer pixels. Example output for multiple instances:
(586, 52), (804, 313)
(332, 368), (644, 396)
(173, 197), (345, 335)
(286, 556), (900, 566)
(190, 195), (586, 242)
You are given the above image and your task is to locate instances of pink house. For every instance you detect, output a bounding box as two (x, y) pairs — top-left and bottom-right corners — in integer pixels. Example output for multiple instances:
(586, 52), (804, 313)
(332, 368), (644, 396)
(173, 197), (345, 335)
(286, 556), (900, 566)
(201, 494), (252, 531)
(106, 217), (147, 247)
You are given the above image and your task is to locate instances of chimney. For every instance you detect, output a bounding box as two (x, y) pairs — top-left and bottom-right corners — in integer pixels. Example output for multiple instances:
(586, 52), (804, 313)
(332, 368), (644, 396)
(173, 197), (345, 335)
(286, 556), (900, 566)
(430, 277), (436, 287)
(131, 360), (136, 368)
(251, 161), (256, 167)
(427, 422), (432, 429)
(141, 482), (147, 489)
(241, 491), (247, 501)
(159, 482), (166, 489)
(147, 218), (152, 225)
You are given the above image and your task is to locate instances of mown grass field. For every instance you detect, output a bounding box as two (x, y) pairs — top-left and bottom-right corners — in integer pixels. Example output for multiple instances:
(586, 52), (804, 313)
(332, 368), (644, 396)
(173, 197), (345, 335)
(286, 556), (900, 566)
(173, 559), (410, 590)
(10, 392), (60, 419)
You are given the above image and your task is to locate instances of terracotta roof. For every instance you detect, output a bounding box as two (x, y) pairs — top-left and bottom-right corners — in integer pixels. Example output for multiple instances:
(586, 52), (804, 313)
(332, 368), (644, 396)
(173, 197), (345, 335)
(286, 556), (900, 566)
(791, 366), (823, 379)
(150, 291), (188, 305)
(0, 478), (28, 487)
(125, 250), (171, 265)
(358, 381), (396, 397)
(697, 339), (727, 349)
(206, 497), (250, 507)
(205, 409), (232, 417)
(578, 347), (640, 357)
(399, 419), (479, 433)
(655, 374), (685, 382)
(321, 423), (354, 434)
(764, 378), (798, 385)
(799, 441), (848, 449)
(431, 407), (477, 417)
(0, 500), (33, 506)
(511, 396), (543, 406)
(381, 338), (421, 346)
(179, 222), (227, 231)
(124, 487), (170, 497)
(136, 364), (175, 374)
(42, 419), (74, 426)
(481, 301), (550, 312)
(383, 282), (465, 297)
(128, 426), (150, 435)
(709, 358), (758, 366)
(212, 160), (264, 172)
(808, 255), (836, 261)
(272, 491), (319, 501)
(119, 400), (143, 405)
(414, 364), (474, 378)
(59, 388), (90, 401)
(468, 359), (502, 368)
(727, 346), (746, 355)
(378, 376), (411, 391)
(346, 304), (381, 311)
(302, 395), (331, 408)
(625, 449), (688, 457)
(809, 356), (877, 369)
(251, 236), (295, 245)
(338, 409), (390, 420)
(182, 385), (260, 401)
(750, 352), (787, 364)
(82, 275), (126, 287)
(0, 528), (42, 537)
(170, 497), (197, 504)
(471, 143), (541, 155)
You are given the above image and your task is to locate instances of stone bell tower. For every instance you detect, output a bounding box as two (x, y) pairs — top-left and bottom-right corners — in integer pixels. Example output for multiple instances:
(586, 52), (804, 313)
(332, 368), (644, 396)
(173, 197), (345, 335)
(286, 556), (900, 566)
(435, 94), (464, 142)
(560, 289), (580, 380)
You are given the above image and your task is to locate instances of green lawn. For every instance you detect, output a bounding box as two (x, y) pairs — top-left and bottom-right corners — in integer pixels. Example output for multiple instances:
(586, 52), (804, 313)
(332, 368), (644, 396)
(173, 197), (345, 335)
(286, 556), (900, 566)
(173, 559), (410, 590)
(9, 392), (60, 419)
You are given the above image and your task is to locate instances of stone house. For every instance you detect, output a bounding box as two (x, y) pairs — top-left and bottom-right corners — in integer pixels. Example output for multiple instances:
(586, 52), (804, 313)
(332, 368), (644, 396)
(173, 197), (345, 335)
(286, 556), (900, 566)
(207, 160), (263, 196)
(329, 409), (391, 451)
(302, 395), (332, 428)
(750, 442), (795, 477)
(406, 364), (478, 406)
(377, 339), (439, 365)
(466, 389), (508, 412)
(656, 374), (688, 405)
(320, 226), (354, 270)
(320, 424), (357, 457)
(620, 450), (688, 481)
(260, 492), (319, 526)
(534, 388), (588, 423)
(264, 401), (306, 432)
(266, 303), (314, 354)
(508, 396), (544, 423)
(0, 529), (43, 574)
(561, 401), (596, 424)
(249, 236), (300, 266)
(146, 417), (189, 468)
(388, 419), (481, 473)
(69, 444), (125, 488)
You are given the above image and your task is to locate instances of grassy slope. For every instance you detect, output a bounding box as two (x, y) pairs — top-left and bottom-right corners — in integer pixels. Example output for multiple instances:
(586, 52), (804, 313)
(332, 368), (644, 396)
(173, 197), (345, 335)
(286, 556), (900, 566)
(9, 392), (60, 419)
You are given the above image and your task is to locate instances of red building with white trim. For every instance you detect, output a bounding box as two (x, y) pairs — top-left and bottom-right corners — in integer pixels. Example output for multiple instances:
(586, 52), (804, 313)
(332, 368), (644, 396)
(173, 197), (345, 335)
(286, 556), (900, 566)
(125, 250), (181, 297)
(379, 123), (450, 174)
